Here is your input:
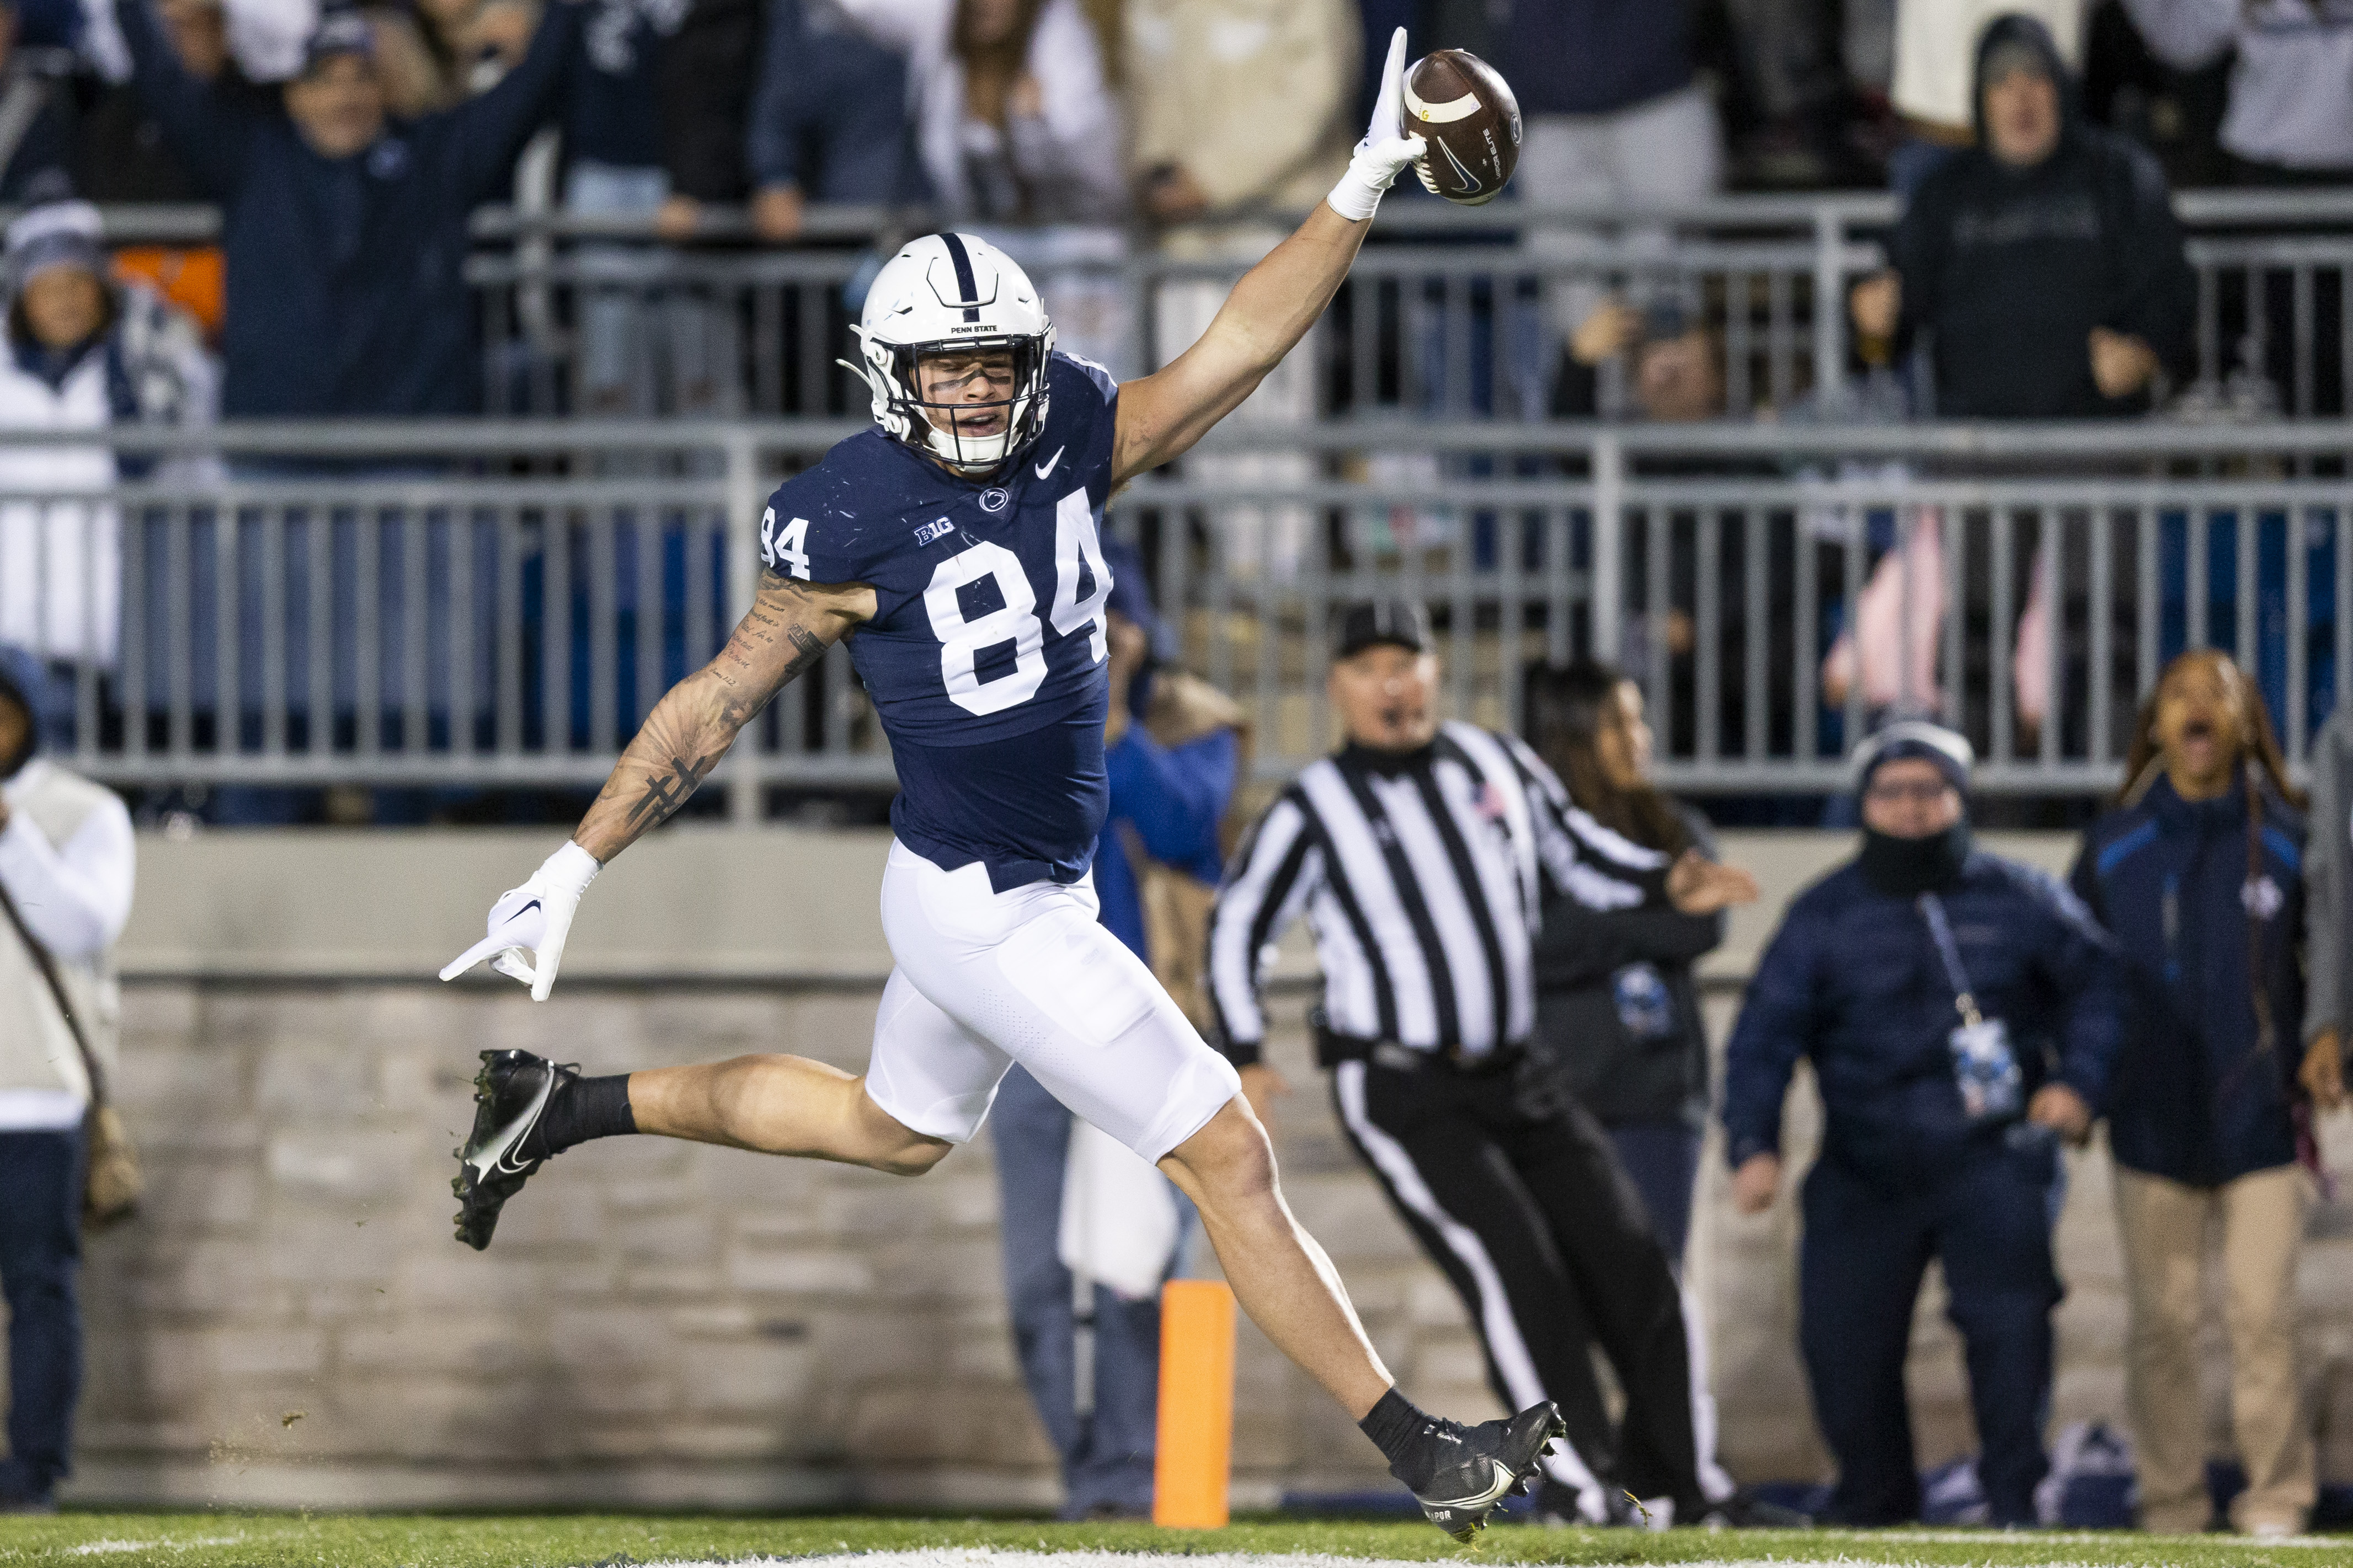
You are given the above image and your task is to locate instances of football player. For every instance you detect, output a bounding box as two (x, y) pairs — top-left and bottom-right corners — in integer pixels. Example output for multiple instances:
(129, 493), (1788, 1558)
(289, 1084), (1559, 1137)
(438, 31), (1561, 1539)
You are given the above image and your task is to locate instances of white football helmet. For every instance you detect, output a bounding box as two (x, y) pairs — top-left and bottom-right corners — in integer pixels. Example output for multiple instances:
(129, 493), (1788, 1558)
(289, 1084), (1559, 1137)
(840, 232), (1055, 475)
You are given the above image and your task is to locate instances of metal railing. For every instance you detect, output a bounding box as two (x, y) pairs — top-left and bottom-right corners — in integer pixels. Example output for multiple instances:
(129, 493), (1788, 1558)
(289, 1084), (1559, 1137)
(1128, 420), (2353, 796)
(461, 192), (2353, 422)
(83, 188), (2353, 422)
(6, 419), (2353, 808)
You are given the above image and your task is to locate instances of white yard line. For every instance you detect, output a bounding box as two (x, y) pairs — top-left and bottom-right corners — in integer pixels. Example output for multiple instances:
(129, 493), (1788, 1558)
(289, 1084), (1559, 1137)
(629, 1553), (2155, 1568)
(1817, 1529), (2349, 1550)
(66, 1537), (244, 1557)
(635, 1560), (2109, 1568)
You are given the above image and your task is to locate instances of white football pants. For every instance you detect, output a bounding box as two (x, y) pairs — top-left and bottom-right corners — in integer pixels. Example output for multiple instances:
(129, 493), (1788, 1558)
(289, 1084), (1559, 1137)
(864, 840), (1242, 1162)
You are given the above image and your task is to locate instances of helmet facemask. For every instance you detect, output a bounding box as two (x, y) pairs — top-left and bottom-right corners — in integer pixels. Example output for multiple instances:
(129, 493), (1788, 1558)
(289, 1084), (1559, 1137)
(846, 324), (1055, 476)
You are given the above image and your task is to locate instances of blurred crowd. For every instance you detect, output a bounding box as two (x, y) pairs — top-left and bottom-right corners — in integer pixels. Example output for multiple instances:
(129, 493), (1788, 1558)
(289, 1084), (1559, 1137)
(0, 0), (2327, 423)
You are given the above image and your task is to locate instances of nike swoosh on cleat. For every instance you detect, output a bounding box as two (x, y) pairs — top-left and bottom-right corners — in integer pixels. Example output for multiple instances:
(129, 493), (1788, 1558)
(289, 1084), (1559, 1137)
(1424, 1459), (1514, 1510)
(1034, 446), (1064, 480)
(467, 1071), (554, 1180)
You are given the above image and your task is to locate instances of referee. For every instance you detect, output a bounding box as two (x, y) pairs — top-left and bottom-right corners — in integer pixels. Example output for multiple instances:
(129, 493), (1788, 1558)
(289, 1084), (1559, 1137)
(1208, 602), (1721, 1528)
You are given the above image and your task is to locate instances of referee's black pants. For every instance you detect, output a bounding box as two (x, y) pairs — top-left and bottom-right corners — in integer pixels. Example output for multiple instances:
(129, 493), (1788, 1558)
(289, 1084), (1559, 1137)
(1331, 1052), (1705, 1520)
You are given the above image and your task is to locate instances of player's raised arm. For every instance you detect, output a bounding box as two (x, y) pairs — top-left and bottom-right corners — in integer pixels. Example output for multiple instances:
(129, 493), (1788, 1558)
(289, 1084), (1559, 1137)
(1109, 28), (1426, 487)
(439, 571), (873, 999)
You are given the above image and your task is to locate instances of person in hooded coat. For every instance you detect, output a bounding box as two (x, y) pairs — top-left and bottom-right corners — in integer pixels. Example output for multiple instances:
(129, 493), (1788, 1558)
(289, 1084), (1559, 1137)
(1849, 13), (2196, 419)
(1722, 720), (2126, 1527)
(2072, 650), (2325, 1536)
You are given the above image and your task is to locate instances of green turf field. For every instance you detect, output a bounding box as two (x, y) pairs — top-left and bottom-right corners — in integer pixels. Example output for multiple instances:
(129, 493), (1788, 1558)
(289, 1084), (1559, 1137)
(5, 1516), (2353, 1568)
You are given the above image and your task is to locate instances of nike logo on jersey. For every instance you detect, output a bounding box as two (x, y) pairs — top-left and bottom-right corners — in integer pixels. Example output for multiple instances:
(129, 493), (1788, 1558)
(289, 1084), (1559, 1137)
(1034, 446), (1064, 480)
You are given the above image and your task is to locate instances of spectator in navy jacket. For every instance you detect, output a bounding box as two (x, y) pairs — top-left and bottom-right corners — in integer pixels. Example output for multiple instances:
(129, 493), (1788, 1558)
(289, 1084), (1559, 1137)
(2071, 650), (2320, 1536)
(989, 543), (1239, 1519)
(568, 0), (665, 179)
(72, 0), (222, 201)
(1493, 0), (1724, 378)
(563, 0), (681, 413)
(1724, 720), (2124, 1528)
(116, 0), (582, 416)
(647, 0), (756, 238)
(1503, 0), (1719, 197)
(743, 0), (917, 244)
(0, 0), (75, 201)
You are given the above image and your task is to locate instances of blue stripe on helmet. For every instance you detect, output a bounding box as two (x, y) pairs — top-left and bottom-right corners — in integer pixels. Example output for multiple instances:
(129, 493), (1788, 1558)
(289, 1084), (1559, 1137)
(938, 232), (982, 324)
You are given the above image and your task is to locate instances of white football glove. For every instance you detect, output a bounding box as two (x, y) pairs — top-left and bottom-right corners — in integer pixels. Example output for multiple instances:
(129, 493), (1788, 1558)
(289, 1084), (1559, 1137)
(1325, 26), (1428, 223)
(437, 841), (601, 1002)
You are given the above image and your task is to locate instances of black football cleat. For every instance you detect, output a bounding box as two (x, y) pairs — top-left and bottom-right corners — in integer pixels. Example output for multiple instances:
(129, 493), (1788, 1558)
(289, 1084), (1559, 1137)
(1401, 1400), (1567, 1543)
(451, 1048), (574, 1250)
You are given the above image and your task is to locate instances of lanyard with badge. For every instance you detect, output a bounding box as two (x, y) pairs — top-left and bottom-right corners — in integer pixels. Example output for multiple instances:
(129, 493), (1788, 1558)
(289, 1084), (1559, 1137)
(1919, 892), (2023, 1125)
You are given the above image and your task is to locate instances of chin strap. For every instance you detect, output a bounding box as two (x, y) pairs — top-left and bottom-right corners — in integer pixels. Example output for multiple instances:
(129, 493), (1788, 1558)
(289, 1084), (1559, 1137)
(841, 354), (1026, 474)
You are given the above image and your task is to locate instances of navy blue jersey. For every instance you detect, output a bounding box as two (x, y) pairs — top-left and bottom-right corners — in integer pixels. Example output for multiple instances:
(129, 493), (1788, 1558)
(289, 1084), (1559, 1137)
(757, 354), (1122, 891)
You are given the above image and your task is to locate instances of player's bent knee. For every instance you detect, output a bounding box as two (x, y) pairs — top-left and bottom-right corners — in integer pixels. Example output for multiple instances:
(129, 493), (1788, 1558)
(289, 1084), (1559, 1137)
(871, 1148), (950, 1177)
(1164, 1096), (1277, 1204)
(871, 1137), (954, 1178)
(851, 1080), (956, 1176)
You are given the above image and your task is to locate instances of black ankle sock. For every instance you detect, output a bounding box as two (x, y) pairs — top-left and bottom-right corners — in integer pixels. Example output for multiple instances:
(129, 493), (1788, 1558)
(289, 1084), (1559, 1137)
(540, 1073), (636, 1154)
(1360, 1388), (1439, 1484)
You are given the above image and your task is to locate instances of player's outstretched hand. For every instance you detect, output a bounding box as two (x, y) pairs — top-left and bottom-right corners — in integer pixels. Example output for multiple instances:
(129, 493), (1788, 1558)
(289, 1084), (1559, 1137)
(438, 842), (601, 1001)
(1326, 27), (1427, 222)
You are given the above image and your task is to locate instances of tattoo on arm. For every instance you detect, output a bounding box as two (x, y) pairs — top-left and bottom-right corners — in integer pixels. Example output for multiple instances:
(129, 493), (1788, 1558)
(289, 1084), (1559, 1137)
(711, 609), (827, 723)
(625, 750), (720, 830)
(574, 579), (866, 861)
(782, 624), (823, 679)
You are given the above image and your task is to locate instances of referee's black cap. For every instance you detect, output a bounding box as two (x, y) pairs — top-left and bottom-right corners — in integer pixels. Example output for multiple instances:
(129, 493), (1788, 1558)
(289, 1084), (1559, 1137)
(1335, 600), (1431, 661)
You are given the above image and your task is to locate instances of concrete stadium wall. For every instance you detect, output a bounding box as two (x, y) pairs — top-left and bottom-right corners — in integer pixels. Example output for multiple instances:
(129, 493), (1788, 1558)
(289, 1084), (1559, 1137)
(19, 827), (2353, 1509)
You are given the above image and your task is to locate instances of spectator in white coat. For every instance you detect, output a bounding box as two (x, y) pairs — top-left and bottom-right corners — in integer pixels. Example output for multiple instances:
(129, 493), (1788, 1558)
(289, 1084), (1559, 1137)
(0, 645), (136, 1512)
(0, 197), (217, 716)
(836, 0), (1129, 370)
(1127, 0), (1355, 580)
(836, 0), (1123, 224)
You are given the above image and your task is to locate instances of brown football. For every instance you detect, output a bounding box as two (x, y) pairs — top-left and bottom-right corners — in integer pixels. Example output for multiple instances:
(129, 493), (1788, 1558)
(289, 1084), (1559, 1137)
(1402, 49), (1521, 206)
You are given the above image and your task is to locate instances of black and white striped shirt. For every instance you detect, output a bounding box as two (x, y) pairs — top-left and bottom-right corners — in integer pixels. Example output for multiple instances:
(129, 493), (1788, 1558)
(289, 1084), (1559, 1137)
(1207, 720), (1669, 1064)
